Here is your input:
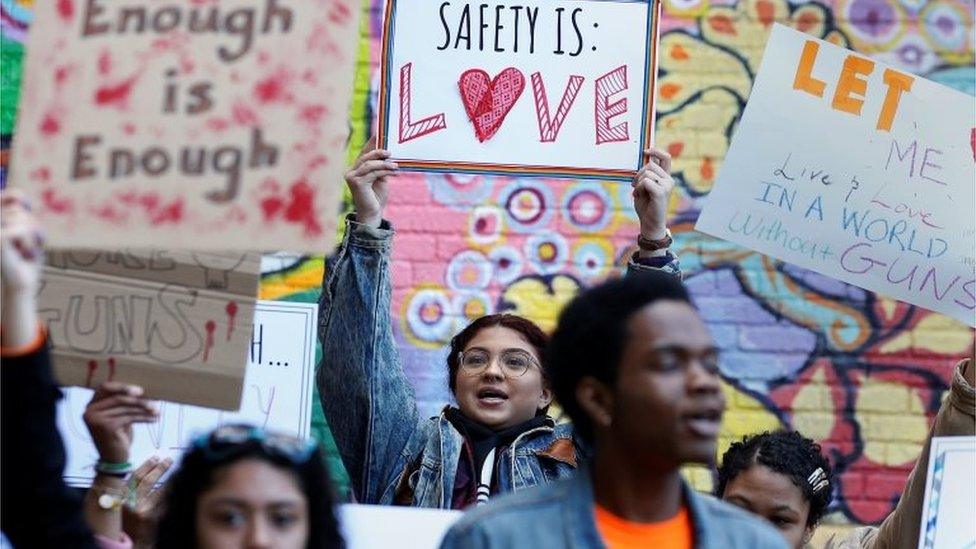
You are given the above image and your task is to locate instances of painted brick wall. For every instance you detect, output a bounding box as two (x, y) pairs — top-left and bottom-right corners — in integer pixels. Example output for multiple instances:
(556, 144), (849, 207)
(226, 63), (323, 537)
(1, 0), (973, 528)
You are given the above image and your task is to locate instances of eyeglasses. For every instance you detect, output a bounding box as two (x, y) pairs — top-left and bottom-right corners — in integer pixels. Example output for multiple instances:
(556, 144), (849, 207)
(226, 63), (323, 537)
(193, 424), (317, 465)
(457, 349), (540, 378)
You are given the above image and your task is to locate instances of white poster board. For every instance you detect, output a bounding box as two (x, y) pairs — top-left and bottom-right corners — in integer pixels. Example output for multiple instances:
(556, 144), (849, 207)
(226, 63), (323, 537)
(11, 0), (359, 253)
(378, 0), (661, 180)
(696, 25), (976, 327)
(57, 300), (317, 486)
(917, 436), (976, 549)
(339, 504), (461, 549)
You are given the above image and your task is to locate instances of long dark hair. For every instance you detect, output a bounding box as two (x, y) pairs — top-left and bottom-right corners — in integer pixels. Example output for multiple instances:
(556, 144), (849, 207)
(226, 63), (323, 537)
(155, 427), (344, 549)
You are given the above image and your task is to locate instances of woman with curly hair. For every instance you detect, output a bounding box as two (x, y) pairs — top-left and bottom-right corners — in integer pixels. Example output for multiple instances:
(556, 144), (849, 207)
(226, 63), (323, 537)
(717, 430), (832, 548)
(718, 344), (974, 549)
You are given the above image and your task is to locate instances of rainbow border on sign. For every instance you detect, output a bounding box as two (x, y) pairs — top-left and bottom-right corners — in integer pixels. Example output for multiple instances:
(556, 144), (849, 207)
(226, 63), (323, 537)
(376, 0), (662, 181)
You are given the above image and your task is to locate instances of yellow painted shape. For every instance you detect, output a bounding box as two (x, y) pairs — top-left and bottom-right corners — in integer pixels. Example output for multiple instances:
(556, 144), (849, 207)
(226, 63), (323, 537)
(259, 258), (326, 300)
(790, 367), (836, 442)
(855, 376), (928, 466)
(656, 88), (739, 195)
(501, 275), (581, 333)
(718, 382), (783, 458)
(880, 313), (971, 355)
(657, 33), (752, 112)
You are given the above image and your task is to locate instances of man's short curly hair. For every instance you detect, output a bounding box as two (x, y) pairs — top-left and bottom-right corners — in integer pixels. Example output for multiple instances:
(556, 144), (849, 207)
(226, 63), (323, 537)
(716, 430), (833, 527)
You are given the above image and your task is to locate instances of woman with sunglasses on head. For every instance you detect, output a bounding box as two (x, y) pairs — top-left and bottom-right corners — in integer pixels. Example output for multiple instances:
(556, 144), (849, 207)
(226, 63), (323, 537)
(155, 424), (344, 549)
(718, 340), (975, 549)
(318, 138), (681, 509)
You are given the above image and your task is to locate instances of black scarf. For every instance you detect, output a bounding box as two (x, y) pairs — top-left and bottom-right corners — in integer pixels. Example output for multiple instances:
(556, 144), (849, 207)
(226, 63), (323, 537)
(445, 407), (549, 476)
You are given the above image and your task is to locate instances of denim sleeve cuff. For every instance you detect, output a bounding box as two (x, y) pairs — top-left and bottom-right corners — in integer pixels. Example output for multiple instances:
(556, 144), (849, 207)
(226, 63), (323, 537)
(627, 250), (682, 278)
(346, 213), (395, 249)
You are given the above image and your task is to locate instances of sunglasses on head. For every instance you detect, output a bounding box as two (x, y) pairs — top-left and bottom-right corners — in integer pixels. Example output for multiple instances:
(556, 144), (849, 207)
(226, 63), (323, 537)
(193, 424), (317, 465)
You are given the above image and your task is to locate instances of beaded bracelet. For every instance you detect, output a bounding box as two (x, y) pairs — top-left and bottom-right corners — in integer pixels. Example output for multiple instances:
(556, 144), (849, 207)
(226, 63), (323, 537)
(95, 460), (133, 477)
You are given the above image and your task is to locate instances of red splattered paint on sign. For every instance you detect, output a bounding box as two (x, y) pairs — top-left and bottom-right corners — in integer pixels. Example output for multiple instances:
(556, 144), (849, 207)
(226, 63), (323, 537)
(329, 1), (352, 25)
(31, 167), (51, 182)
(260, 195), (285, 221)
(54, 66), (72, 86)
(97, 50), (112, 75)
(85, 360), (98, 387)
(91, 203), (129, 225)
(232, 102), (259, 126)
(203, 320), (216, 362)
(283, 180), (322, 236)
(253, 69), (294, 104)
(225, 301), (238, 341)
(95, 74), (139, 108)
(41, 188), (73, 214)
(298, 104), (328, 125)
(107, 357), (116, 380)
(149, 198), (184, 225)
(122, 123), (136, 135)
(40, 113), (61, 136)
(207, 118), (230, 132)
(57, 0), (74, 21)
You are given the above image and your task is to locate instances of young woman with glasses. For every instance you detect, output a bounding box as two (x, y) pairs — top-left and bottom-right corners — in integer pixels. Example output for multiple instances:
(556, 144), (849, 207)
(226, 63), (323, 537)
(317, 138), (683, 509)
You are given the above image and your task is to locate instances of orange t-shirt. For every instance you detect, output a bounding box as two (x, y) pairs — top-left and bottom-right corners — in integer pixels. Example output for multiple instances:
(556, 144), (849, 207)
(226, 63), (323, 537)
(594, 504), (693, 549)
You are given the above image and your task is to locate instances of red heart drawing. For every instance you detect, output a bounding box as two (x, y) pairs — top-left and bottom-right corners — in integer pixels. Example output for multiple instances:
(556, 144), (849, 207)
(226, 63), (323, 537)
(458, 67), (525, 142)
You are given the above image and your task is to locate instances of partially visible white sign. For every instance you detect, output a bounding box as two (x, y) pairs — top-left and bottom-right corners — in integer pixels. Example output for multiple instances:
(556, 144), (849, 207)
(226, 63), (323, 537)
(696, 25), (976, 327)
(918, 436), (976, 549)
(57, 300), (318, 486)
(339, 504), (462, 549)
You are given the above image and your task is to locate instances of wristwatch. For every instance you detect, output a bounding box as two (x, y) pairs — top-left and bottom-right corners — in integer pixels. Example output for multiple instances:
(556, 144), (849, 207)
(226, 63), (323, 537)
(97, 492), (124, 511)
(637, 231), (673, 251)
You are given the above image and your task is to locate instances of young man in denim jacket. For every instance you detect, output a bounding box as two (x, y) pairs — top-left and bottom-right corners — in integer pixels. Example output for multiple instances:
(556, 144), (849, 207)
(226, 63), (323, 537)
(317, 139), (680, 508)
(439, 274), (789, 548)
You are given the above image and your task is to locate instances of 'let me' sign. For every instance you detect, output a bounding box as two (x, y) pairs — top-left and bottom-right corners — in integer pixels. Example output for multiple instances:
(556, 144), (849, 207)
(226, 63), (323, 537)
(11, 0), (359, 253)
(697, 25), (976, 327)
(378, 0), (661, 180)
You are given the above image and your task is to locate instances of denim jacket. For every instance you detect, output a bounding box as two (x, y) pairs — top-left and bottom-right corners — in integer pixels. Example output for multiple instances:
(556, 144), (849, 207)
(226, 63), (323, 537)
(317, 216), (681, 508)
(439, 469), (790, 549)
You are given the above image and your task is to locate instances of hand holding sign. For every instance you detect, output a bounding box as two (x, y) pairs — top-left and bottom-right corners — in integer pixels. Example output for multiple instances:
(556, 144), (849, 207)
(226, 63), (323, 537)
(0, 190), (44, 349)
(633, 148), (675, 241)
(345, 137), (399, 229)
(83, 382), (158, 464)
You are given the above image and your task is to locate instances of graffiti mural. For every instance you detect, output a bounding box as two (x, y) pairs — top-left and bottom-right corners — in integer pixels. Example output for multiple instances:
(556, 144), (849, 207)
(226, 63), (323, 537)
(3, 0), (973, 526)
(337, 0), (974, 525)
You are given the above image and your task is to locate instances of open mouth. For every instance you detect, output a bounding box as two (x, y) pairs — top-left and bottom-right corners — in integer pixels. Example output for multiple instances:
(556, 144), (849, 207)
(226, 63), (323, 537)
(477, 387), (509, 405)
(682, 409), (722, 437)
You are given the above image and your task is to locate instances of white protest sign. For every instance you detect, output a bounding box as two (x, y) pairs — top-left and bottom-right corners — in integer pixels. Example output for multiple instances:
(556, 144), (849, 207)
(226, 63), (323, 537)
(57, 300), (317, 486)
(917, 436), (976, 549)
(696, 25), (976, 327)
(339, 504), (462, 549)
(12, 0), (359, 253)
(377, 0), (661, 180)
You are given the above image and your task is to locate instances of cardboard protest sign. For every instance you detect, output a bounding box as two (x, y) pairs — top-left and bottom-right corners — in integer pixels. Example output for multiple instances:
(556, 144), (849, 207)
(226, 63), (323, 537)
(696, 25), (976, 327)
(377, 0), (661, 180)
(10, 0), (359, 253)
(339, 505), (461, 549)
(40, 249), (260, 410)
(917, 436), (975, 549)
(57, 300), (317, 486)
